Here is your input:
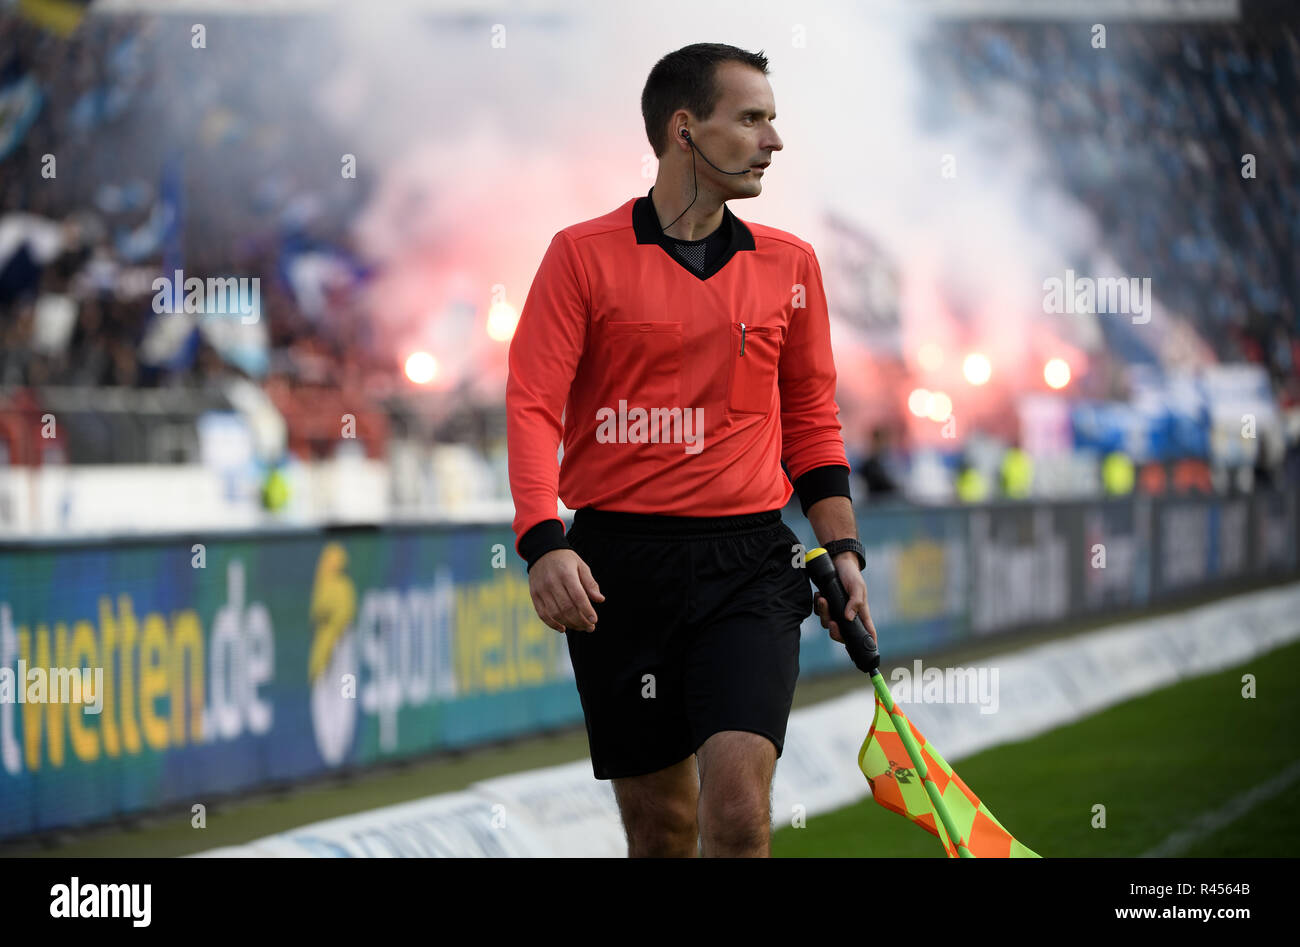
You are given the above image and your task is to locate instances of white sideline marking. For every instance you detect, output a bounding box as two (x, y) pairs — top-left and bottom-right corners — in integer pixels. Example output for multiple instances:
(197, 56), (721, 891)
(1139, 758), (1300, 858)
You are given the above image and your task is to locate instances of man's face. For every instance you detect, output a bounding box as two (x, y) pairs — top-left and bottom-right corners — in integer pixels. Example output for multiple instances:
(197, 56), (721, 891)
(690, 62), (783, 198)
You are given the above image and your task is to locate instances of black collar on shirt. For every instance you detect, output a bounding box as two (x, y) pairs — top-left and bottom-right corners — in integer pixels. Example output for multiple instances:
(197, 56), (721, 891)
(633, 186), (756, 280)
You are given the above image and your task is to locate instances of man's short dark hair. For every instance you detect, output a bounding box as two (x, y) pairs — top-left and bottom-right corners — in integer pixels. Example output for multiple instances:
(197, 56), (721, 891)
(641, 43), (770, 159)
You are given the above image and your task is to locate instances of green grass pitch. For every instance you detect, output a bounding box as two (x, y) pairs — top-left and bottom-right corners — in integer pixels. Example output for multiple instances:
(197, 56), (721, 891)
(773, 639), (1300, 857)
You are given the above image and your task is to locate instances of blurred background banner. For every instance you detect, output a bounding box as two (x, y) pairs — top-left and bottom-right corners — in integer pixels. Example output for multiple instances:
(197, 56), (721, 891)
(0, 523), (576, 840)
(2, 490), (1294, 842)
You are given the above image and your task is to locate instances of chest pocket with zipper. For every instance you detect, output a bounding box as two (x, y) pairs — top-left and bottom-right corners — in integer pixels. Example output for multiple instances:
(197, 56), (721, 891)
(727, 321), (781, 415)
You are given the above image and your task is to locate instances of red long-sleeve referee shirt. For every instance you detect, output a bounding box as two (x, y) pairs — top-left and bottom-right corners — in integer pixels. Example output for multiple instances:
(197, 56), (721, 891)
(508, 186), (852, 568)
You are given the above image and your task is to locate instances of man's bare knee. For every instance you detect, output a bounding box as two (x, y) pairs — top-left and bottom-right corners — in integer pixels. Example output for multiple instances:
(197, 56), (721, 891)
(696, 731), (777, 857)
(699, 783), (771, 852)
(618, 791), (698, 857)
(614, 756), (699, 857)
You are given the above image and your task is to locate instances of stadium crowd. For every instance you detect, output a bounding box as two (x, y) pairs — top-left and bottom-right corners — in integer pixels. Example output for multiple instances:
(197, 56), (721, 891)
(923, 18), (1300, 407)
(1, 9), (1296, 499)
(1, 10), (398, 461)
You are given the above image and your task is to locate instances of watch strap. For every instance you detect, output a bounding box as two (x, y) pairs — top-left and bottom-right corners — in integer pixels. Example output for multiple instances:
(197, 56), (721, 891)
(823, 538), (866, 572)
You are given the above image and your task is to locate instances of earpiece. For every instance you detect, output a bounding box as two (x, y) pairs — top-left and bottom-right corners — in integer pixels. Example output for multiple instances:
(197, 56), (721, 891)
(661, 126), (752, 233)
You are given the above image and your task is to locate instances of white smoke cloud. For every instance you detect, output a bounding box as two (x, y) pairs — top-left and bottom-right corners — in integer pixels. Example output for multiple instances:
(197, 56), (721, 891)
(297, 1), (1165, 428)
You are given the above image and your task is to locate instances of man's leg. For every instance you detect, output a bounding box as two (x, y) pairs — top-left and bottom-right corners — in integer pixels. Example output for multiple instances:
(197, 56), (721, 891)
(562, 519), (699, 856)
(684, 520), (808, 858)
(695, 730), (777, 857)
(612, 755), (700, 857)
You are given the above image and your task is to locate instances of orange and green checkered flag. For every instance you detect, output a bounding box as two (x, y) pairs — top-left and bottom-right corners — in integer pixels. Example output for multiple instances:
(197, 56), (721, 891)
(858, 675), (1040, 858)
(804, 546), (1039, 858)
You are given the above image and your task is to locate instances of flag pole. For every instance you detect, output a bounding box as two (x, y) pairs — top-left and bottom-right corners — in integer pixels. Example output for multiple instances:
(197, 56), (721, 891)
(871, 670), (974, 857)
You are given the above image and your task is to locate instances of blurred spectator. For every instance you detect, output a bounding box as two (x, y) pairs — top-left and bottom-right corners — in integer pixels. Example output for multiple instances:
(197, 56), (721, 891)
(1103, 449), (1137, 496)
(956, 454), (990, 503)
(999, 439), (1034, 499)
(853, 426), (903, 502)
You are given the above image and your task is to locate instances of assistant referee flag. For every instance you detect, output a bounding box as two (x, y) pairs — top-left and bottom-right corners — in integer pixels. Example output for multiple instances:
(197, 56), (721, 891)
(859, 694), (1041, 858)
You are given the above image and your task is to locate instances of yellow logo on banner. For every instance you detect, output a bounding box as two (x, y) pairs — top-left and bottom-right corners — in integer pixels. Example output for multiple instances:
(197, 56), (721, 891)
(453, 571), (558, 693)
(309, 544), (356, 684)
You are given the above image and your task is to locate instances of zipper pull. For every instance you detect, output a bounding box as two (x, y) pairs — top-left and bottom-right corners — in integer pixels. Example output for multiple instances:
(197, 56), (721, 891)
(740, 322), (746, 356)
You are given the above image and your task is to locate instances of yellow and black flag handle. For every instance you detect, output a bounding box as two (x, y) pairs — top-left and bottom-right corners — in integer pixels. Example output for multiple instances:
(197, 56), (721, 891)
(804, 547), (879, 675)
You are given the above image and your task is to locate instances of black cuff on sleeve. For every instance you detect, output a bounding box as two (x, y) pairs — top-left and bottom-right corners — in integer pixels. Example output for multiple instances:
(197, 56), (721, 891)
(518, 518), (571, 572)
(792, 464), (852, 516)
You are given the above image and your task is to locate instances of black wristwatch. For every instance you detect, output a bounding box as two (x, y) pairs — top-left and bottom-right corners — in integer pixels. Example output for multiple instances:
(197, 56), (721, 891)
(823, 538), (866, 572)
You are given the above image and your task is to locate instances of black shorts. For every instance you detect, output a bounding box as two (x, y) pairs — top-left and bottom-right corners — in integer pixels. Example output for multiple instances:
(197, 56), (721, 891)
(563, 507), (814, 780)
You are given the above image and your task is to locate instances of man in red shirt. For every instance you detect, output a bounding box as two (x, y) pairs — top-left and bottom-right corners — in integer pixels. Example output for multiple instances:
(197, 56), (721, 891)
(507, 42), (876, 857)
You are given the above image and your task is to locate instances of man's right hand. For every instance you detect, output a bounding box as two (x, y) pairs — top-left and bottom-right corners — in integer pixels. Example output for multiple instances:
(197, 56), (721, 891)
(528, 548), (604, 632)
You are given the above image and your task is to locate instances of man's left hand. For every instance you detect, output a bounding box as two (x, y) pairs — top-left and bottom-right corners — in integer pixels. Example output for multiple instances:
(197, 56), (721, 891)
(812, 551), (877, 646)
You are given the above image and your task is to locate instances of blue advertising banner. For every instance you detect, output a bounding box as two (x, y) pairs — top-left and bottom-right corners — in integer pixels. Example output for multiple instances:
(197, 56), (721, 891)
(0, 491), (1295, 842)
